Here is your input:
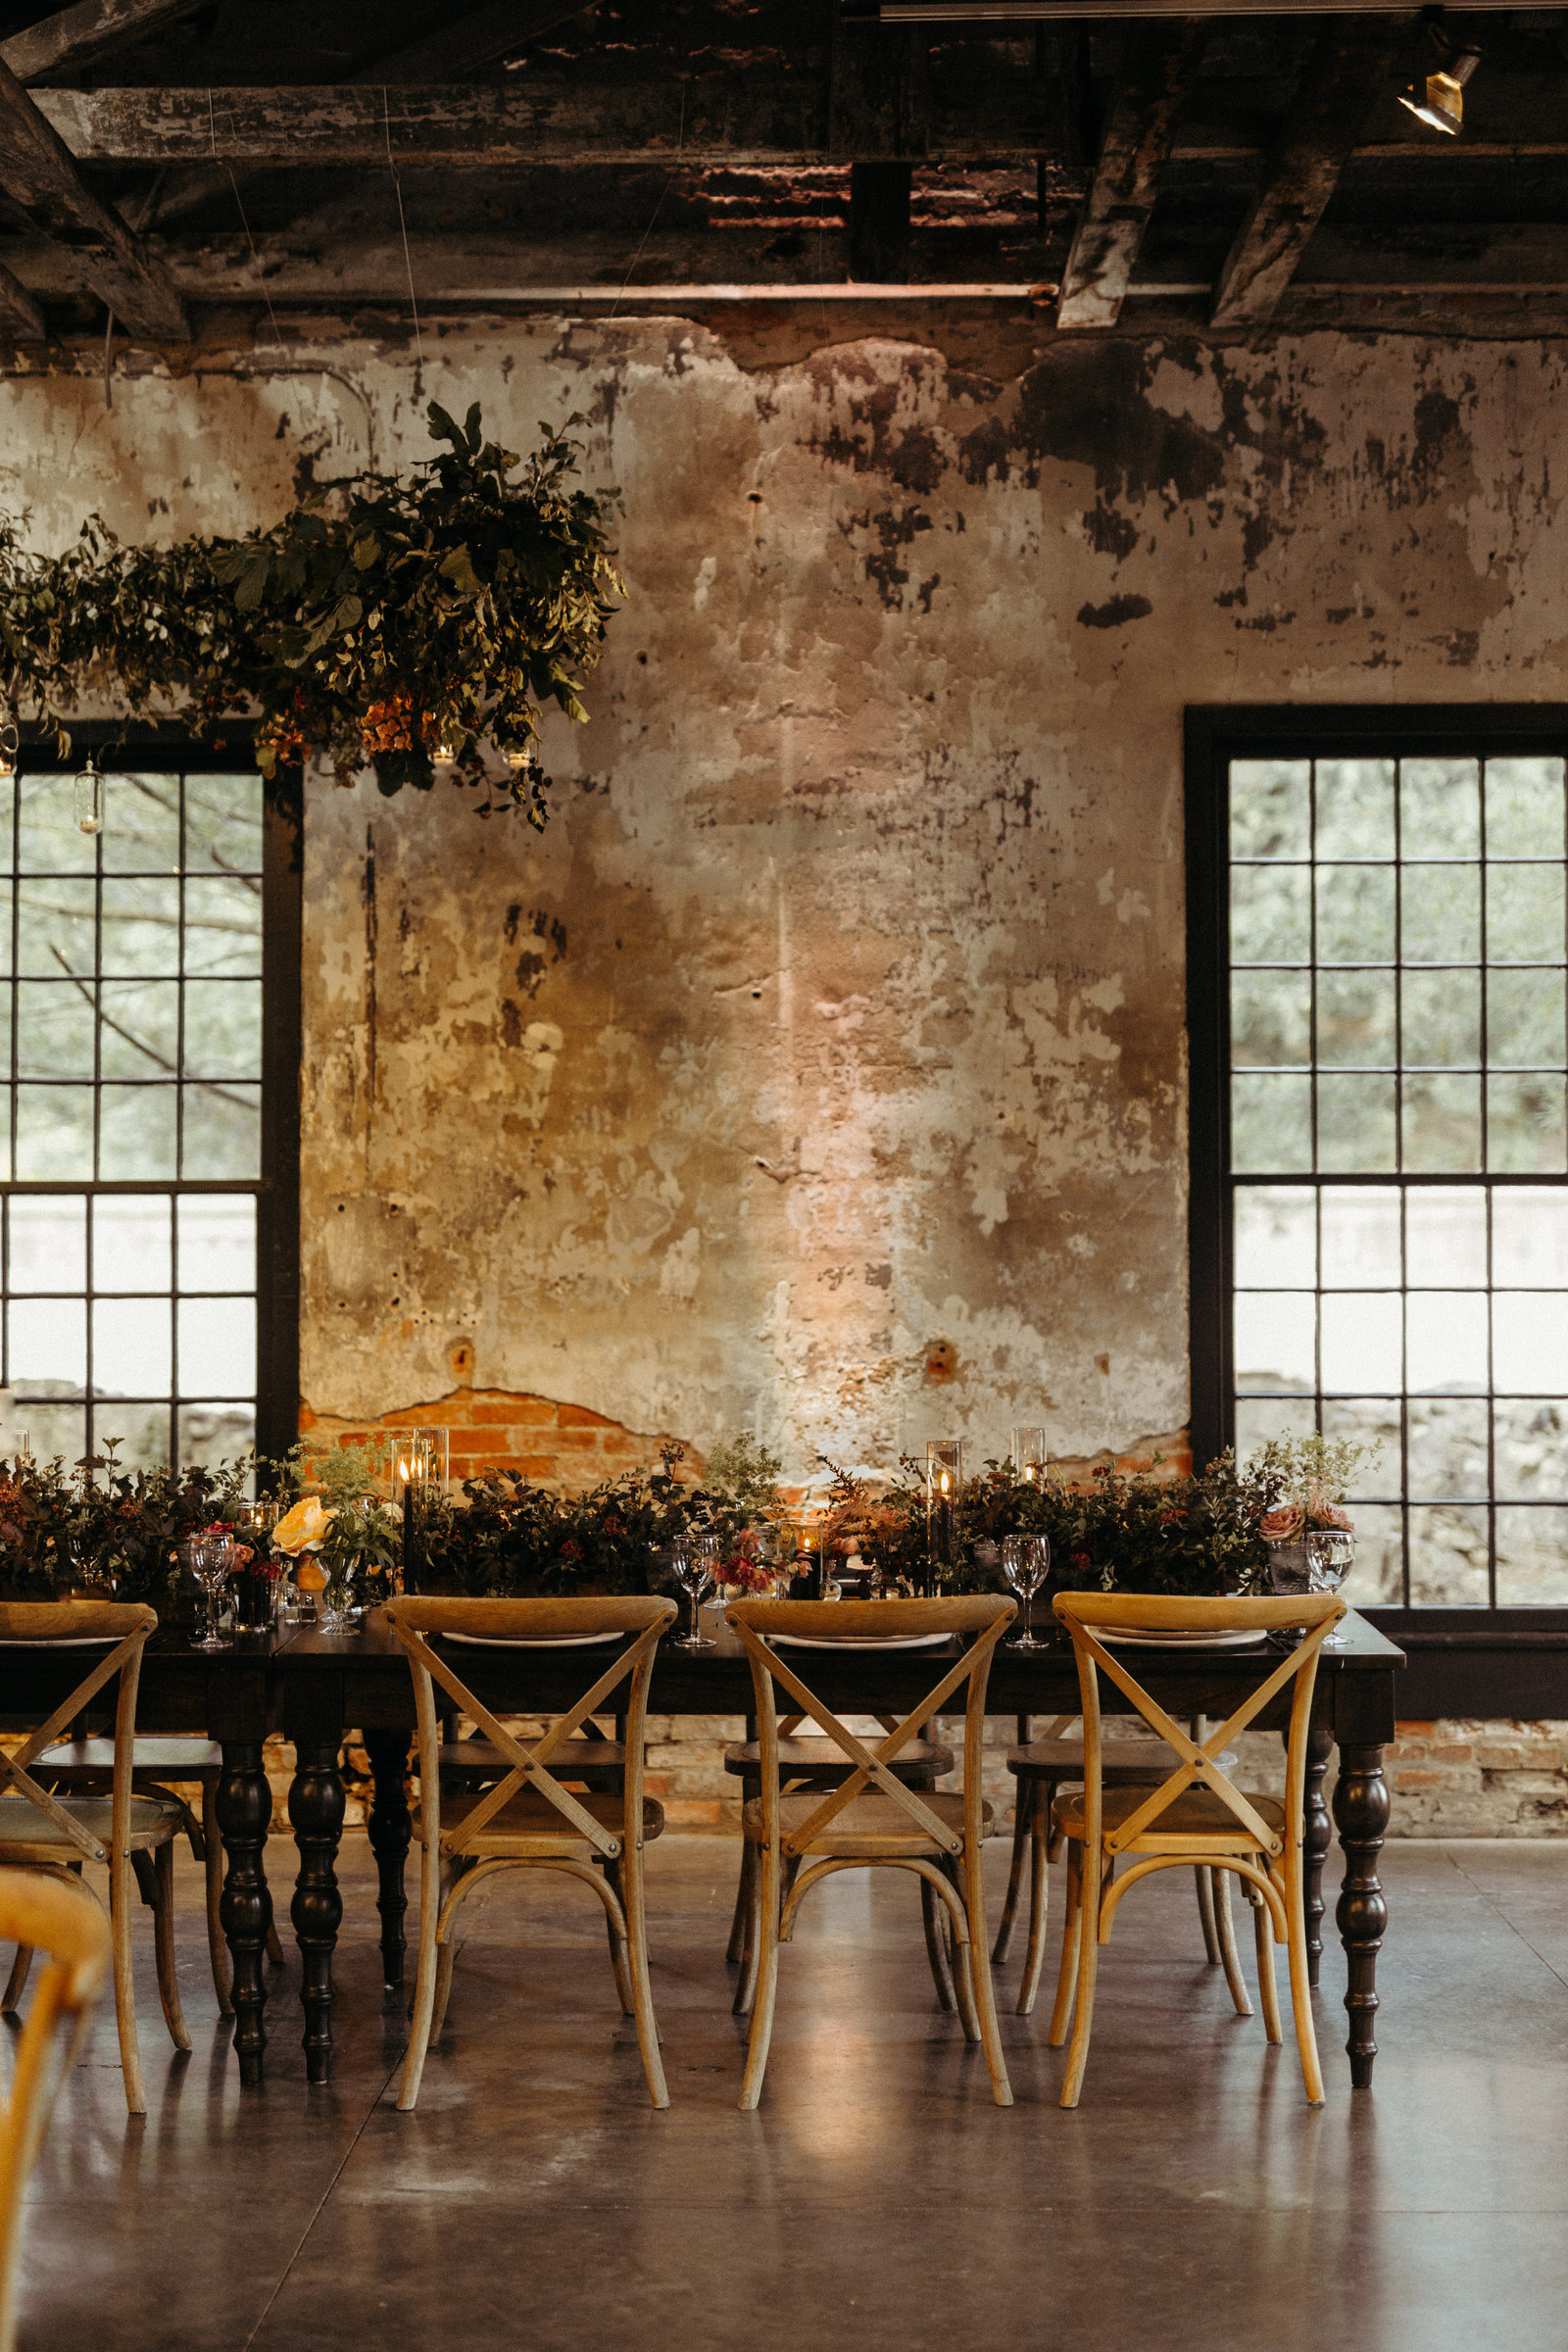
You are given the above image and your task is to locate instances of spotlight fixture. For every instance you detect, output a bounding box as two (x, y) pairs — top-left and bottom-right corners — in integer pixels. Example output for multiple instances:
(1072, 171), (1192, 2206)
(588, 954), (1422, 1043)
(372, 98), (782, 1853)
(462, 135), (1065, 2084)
(1397, 25), (1482, 137)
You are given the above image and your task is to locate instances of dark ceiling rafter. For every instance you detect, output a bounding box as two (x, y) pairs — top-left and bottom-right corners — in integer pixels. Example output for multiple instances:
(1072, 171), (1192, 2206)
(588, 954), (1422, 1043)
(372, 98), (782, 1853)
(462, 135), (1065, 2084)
(1210, 13), (1418, 330)
(0, 0), (205, 84)
(368, 0), (602, 83)
(0, 52), (187, 338)
(0, 255), (46, 338)
(1055, 18), (1204, 328)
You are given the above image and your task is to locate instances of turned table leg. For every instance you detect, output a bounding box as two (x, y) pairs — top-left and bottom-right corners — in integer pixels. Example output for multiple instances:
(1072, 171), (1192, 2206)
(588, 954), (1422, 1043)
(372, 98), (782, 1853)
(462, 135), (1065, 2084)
(1333, 1741), (1389, 2089)
(217, 1739), (274, 2086)
(290, 1740), (346, 2084)
(1303, 1716), (1335, 1989)
(365, 1728), (413, 1993)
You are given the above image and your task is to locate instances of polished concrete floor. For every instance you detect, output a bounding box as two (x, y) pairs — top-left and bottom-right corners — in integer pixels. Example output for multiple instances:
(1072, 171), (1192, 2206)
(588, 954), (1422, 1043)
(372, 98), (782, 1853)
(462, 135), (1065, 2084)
(17, 1833), (1568, 2351)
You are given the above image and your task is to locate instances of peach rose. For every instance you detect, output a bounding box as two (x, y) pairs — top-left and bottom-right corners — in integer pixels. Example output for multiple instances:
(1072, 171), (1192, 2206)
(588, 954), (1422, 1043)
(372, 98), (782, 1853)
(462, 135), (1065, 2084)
(1261, 1502), (1305, 1542)
(273, 1495), (333, 1556)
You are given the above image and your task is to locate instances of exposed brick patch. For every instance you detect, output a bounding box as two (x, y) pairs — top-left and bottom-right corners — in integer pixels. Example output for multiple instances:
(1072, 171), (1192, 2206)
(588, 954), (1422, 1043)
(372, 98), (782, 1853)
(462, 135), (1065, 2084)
(297, 1388), (692, 1494)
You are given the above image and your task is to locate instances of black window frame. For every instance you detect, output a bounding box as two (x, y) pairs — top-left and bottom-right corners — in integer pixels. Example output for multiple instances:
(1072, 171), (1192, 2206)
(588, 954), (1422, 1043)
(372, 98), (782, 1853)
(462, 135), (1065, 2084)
(4, 725), (301, 1468)
(1187, 702), (1568, 1655)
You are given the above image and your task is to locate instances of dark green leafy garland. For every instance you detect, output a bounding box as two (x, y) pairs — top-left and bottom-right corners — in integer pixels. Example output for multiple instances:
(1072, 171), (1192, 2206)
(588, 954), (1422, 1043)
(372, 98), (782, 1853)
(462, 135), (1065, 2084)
(0, 403), (622, 823)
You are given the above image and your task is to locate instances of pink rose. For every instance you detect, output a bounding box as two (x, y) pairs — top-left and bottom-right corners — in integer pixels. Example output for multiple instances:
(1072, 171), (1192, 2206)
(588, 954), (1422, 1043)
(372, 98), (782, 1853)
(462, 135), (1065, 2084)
(1312, 1502), (1353, 1532)
(1261, 1502), (1304, 1542)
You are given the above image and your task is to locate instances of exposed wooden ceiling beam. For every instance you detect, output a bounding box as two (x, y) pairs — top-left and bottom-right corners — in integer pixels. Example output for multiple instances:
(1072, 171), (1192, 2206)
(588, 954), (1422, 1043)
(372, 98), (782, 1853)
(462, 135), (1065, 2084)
(0, 55), (187, 337)
(0, 257), (47, 338)
(1055, 20), (1204, 329)
(365, 0), (601, 83)
(1210, 16), (1415, 331)
(0, 0), (205, 85)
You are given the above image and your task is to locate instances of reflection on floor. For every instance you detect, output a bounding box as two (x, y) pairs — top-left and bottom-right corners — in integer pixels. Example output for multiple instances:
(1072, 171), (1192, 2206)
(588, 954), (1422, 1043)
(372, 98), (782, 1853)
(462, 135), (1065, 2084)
(18, 1835), (1568, 2351)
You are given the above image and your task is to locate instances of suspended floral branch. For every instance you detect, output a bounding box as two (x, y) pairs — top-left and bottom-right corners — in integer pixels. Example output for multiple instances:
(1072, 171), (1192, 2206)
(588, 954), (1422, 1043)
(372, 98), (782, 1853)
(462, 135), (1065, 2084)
(0, 402), (623, 823)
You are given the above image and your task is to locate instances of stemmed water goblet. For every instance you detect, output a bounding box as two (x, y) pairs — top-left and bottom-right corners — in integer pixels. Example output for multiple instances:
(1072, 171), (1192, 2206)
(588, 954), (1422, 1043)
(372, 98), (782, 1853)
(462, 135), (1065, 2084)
(672, 1542), (714, 1649)
(184, 1533), (236, 1651)
(1305, 1528), (1354, 1647)
(1002, 1533), (1051, 1650)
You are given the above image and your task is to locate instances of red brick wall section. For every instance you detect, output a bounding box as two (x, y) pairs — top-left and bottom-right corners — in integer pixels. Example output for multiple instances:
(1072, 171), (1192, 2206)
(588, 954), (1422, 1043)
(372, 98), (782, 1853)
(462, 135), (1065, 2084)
(297, 1390), (690, 1494)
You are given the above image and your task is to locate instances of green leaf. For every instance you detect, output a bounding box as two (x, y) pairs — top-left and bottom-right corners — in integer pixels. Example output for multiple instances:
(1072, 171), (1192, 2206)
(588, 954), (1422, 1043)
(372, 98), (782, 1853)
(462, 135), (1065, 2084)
(437, 545), (482, 596)
(233, 556), (270, 612)
(351, 533), (381, 571)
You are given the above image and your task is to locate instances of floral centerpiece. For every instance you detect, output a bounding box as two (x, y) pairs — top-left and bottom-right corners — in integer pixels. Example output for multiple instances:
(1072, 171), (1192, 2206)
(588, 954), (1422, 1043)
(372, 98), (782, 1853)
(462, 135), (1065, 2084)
(1250, 1434), (1375, 1595)
(274, 1442), (401, 1626)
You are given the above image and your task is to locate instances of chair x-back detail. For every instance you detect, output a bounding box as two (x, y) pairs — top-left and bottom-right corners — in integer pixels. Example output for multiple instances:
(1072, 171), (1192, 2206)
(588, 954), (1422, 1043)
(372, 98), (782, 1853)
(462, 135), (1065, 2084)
(725, 1596), (1016, 2112)
(381, 1595), (676, 2112)
(0, 1603), (189, 2115)
(1049, 1592), (1347, 2109)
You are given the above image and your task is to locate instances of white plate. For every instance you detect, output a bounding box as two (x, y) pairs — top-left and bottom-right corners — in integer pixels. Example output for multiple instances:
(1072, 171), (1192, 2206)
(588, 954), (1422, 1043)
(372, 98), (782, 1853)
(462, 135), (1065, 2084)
(442, 1629), (622, 1650)
(772, 1631), (954, 1652)
(0, 1637), (117, 1648)
(1098, 1628), (1267, 1650)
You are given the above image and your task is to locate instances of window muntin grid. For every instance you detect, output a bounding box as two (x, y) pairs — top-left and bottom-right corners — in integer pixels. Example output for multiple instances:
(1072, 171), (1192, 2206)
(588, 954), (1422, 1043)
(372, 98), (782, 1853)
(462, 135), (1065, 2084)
(1227, 754), (1568, 1606)
(0, 768), (263, 1474)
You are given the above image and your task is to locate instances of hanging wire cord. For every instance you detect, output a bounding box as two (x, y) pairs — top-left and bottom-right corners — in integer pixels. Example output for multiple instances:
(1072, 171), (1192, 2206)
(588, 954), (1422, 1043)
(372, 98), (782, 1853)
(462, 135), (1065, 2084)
(207, 88), (311, 423)
(384, 88), (425, 374)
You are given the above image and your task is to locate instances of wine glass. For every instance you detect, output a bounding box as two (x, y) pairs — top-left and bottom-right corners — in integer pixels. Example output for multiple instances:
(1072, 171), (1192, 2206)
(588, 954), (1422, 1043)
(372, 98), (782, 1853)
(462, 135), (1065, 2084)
(695, 1531), (723, 1605)
(1002, 1533), (1051, 1649)
(1305, 1528), (1354, 1647)
(184, 1533), (236, 1651)
(671, 1544), (714, 1649)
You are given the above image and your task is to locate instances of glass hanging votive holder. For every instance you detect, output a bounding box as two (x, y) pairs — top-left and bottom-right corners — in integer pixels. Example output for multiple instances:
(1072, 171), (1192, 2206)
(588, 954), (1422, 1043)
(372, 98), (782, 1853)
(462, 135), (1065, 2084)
(1011, 1427), (1048, 1487)
(926, 1439), (963, 1595)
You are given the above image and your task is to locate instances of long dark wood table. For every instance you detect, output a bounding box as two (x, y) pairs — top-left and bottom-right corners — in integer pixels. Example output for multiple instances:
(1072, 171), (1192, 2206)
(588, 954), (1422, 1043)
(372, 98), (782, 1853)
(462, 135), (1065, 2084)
(0, 1607), (1407, 2093)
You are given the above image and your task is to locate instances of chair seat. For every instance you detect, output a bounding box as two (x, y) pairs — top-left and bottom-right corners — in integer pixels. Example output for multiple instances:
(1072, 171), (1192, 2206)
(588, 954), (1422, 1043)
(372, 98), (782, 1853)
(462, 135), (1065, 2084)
(36, 1737), (223, 1782)
(0, 1793), (183, 1857)
(1054, 1784), (1286, 1846)
(723, 1736), (954, 1784)
(437, 1738), (624, 1789)
(743, 1788), (995, 1856)
(419, 1788), (663, 1858)
(1010, 1739), (1238, 1788)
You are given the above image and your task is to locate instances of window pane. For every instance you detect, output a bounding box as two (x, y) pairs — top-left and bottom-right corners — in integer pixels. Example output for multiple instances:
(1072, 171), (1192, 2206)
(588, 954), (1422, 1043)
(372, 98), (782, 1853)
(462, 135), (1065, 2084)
(1321, 1292), (1402, 1391)
(1234, 1186), (1315, 1288)
(93, 1197), (172, 1294)
(1230, 760), (1309, 859)
(176, 1298), (255, 1397)
(17, 774), (94, 875)
(176, 1401), (255, 1469)
(9, 1198), (85, 1293)
(180, 1085), (260, 1180)
(97, 1085), (176, 1180)
(1401, 969), (1480, 1068)
(1406, 1188), (1487, 1287)
(1407, 1396), (1490, 1496)
(9, 1297), (85, 1389)
(16, 982), (94, 1080)
(1232, 1073), (1310, 1173)
(1317, 866), (1396, 964)
(1231, 865), (1309, 964)
(1401, 864), (1480, 963)
(100, 877), (179, 976)
(1487, 862), (1565, 964)
(1409, 1503), (1488, 1604)
(99, 979), (179, 1081)
(92, 1297), (172, 1397)
(182, 981), (262, 1082)
(1494, 1293), (1568, 1393)
(1231, 969), (1309, 1066)
(1494, 1399), (1568, 1498)
(1495, 1506), (1568, 1604)
(1315, 760), (1396, 859)
(176, 1196), (256, 1292)
(1234, 1292), (1315, 1390)
(1489, 1075), (1568, 1175)
(17, 878), (93, 976)
(183, 877), (262, 976)
(1340, 1501), (1404, 1603)
(13, 1404), (85, 1468)
(1486, 759), (1565, 860)
(99, 1407), (173, 1474)
(1401, 758), (1481, 859)
(1489, 969), (1566, 1069)
(1321, 1396), (1401, 1482)
(184, 775), (264, 877)
(1235, 1394), (1317, 1455)
(1320, 1187), (1401, 1288)
(1318, 971), (1396, 1067)
(1403, 1073), (1482, 1173)
(1317, 1072), (1396, 1172)
(102, 772), (180, 873)
(1493, 1191), (1568, 1286)
(15, 1086), (92, 1179)
(1406, 1293), (1489, 1393)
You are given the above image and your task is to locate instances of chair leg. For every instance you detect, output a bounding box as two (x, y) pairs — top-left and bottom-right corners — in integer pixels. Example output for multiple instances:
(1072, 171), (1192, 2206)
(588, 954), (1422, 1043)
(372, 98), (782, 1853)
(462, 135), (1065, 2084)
(726, 1838), (758, 1967)
(962, 1846), (1013, 2108)
(944, 1861), (982, 2045)
(108, 1849), (147, 2117)
(920, 1872), (957, 2013)
(1213, 1866), (1253, 2018)
(1, 1946), (32, 2015)
(992, 1786), (1030, 1964)
(1048, 1840), (1081, 2046)
(1284, 1856), (1325, 2106)
(1017, 1802), (1052, 2017)
(603, 1859), (635, 2017)
(201, 1781), (234, 2016)
(739, 1839), (782, 2111)
(1195, 1864), (1220, 1963)
(622, 1842), (669, 2110)
(397, 1841), (443, 2112)
(1247, 1873), (1283, 2045)
(732, 1850), (763, 2017)
(1059, 1839), (1102, 2109)
(152, 1844), (191, 2053)
(430, 1937), (459, 2041)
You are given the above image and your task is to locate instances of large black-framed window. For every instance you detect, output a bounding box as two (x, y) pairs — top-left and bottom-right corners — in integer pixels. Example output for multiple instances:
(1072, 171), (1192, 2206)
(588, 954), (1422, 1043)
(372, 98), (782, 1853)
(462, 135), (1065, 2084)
(0, 730), (300, 1473)
(1188, 706), (1568, 1612)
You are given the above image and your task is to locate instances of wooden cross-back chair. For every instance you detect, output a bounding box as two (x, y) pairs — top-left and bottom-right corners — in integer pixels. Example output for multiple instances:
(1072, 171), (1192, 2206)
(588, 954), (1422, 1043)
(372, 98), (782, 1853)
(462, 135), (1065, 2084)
(0, 1870), (110, 2352)
(1049, 1591), (1347, 2110)
(0, 1604), (190, 2116)
(724, 1595), (1016, 2112)
(381, 1595), (677, 2112)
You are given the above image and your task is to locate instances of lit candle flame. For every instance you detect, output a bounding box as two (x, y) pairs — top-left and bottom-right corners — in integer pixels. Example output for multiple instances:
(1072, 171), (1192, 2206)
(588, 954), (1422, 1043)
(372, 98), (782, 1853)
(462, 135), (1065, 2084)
(940, 1472), (950, 1495)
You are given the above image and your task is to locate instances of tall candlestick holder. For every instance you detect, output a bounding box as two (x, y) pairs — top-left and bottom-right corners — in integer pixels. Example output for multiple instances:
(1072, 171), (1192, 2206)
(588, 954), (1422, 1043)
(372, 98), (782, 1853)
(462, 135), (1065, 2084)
(925, 1439), (963, 1595)
(390, 1430), (449, 1592)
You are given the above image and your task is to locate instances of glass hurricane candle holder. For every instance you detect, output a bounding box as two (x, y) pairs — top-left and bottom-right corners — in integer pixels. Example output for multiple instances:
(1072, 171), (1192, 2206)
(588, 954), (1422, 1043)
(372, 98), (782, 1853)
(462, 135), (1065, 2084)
(926, 1440), (963, 1595)
(1010, 1427), (1048, 1486)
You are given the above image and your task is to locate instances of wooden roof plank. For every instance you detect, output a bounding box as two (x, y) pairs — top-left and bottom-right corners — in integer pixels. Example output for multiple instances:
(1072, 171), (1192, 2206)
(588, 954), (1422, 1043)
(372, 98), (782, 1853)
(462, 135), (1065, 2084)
(1055, 19), (1206, 330)
(366, 0), (602, 84)
(0, 0), (206, 86)
(0, 256), (47, 338)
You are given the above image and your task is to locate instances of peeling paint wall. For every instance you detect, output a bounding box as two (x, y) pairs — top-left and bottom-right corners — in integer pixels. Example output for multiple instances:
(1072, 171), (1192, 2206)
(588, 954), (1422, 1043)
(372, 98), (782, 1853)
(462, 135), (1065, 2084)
(4, 320), (1564, 1482)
